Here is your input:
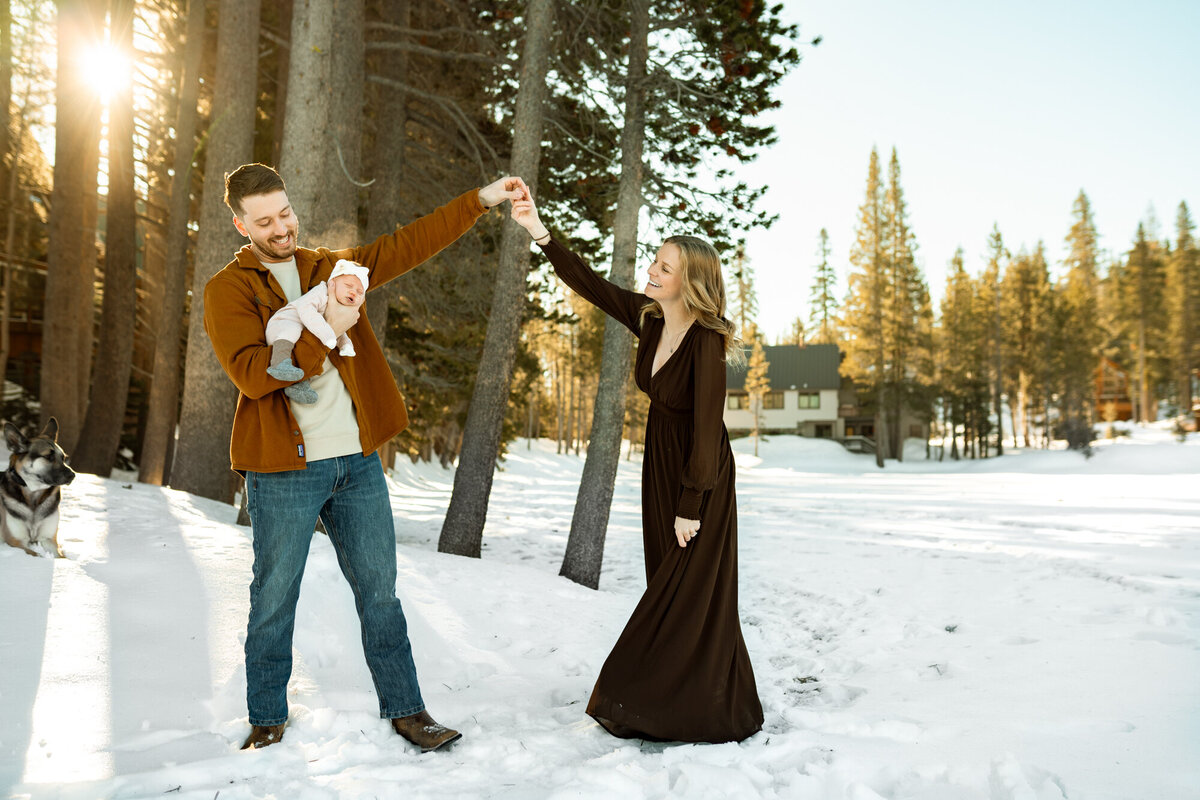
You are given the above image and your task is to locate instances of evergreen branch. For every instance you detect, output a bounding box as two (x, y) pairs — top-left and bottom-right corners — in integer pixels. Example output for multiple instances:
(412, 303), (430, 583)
(543, 115), (616, 168)
(365, 73), (498, 176)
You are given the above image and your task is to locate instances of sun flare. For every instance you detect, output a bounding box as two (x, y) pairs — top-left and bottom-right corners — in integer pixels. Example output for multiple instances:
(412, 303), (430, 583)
(79, 43), (131, 102)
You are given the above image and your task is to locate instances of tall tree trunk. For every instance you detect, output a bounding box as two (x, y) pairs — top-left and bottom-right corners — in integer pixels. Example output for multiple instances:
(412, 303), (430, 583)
(873, 384), (887, 467)
(41, 0), (102, 450)
(171, 0), (262, 501)
(139, 0), (206, 485)
(74, 0), (138, 476)
(1137, 321), (1150, 422)
(565, 330), (576, 450)
(270, 0), (292, 167)
(0, 0), (10, 193)
(993, 363), (1004, 454)
(560, 0), (648, 588)
(364, 0), (409, 346)
(1, 6), (34, 389)
(77, 106), (100, 432)
(279, 0), (362, 247)
(555, 351), (563, 453)
(0, 133), (18, 387)
(1018, 371), (1030, 447)
(438, 0), (553, 557)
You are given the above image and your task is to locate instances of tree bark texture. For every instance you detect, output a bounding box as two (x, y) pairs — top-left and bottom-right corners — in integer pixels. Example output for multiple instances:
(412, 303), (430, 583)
(364, 0), (409, 346)
(41, 0), (103, 451)
(139, 0), (206, 485)
(171, 0), (261, 502)
(438, 0), (554, 558)
(279, 0), (362, 248)
(559, 1), (648, 587)
(74, 0), (138, 476)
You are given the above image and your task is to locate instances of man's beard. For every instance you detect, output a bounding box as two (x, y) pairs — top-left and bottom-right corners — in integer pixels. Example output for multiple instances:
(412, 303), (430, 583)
(250, 222), (300, 261)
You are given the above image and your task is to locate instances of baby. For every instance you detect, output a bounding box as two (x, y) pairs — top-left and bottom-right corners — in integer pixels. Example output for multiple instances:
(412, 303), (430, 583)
(265, 259), (369, 404)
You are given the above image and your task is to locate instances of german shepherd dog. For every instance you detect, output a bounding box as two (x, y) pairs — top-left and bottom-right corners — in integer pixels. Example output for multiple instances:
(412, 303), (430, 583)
(2, 417), (75, 557)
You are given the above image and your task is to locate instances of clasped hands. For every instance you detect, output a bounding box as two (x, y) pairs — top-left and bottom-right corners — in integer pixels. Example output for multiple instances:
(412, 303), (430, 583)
(323, 175), (531, 339)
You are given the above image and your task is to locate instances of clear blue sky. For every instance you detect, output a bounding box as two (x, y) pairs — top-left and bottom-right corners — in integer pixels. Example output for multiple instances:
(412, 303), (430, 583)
(740, 0), (1200, 340)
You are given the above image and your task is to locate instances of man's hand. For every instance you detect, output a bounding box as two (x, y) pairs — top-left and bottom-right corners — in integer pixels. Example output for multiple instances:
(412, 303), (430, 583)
(324, 295), (361, 337)
(479, 176), (529, 209)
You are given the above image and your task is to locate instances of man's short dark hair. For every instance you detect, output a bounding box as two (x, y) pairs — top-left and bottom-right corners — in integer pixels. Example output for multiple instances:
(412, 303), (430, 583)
(224, 163), (286, 217)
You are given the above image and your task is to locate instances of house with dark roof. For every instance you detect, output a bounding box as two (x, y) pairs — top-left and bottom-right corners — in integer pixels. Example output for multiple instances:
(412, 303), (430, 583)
(724, 342), (847, 439)
(724, 342), (927, 446)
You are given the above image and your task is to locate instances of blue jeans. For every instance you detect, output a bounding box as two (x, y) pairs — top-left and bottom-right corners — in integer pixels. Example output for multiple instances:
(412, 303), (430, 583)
(243, 452), (424, 726)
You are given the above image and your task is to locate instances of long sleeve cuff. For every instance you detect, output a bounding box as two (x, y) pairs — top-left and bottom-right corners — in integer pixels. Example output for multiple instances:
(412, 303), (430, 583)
(676, 487), (704, 520)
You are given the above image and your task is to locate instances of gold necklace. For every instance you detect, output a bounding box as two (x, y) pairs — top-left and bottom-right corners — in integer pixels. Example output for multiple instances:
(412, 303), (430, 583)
(665, 321), (691, 353)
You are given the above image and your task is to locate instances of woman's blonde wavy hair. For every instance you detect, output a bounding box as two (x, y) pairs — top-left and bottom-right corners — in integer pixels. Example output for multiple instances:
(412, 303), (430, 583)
(638, 235), (745, 369)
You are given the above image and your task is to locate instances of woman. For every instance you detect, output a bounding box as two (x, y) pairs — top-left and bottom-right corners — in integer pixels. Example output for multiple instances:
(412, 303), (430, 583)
(511, 193), (763, 744)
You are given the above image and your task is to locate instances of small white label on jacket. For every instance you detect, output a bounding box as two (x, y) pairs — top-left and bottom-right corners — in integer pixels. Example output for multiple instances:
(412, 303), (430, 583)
(297, 445), (305, 458)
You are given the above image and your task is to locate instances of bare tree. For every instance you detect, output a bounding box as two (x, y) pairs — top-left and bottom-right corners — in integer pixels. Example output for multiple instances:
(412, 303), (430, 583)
(559, 0), (648, 589)
(171, 0), (262, 501)
(438, 0), (554, 558)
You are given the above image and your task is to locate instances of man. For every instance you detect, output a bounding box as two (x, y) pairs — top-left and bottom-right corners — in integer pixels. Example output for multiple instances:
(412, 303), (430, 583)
(205, 163), (525, 751)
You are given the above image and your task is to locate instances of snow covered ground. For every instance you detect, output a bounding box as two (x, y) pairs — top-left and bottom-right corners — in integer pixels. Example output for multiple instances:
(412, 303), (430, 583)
(1, 424), (1198, 800)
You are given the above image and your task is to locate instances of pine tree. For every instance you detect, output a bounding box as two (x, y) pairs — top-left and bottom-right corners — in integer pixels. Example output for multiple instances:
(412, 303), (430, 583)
(938, 249), (990, 458)
(1167, 202), (1199, 415)
(782, 317), (805, 346)
(559, 0), (650, 590)
(1059, 190), (1102, 427)
(840, 147), (888, 467)
(172, 0), (262, 502)
(1002, 243), (1052, 447)
(978, 224), (1006, 454)
(881, 148), (929, 460)
(41, 0), (104, 450)
(439, 0), (555, 558)
(139, 0), (206, 486)
(730, 240), (758, 341)
(809, 227), (837, 343)
(1120, 220), (1168, 422)
(744, 323), (770, 457)
(73, 0), (137, 476)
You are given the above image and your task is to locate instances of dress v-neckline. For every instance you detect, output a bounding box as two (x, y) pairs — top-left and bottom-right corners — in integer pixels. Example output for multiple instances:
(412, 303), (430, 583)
(650, 320), (695, 380)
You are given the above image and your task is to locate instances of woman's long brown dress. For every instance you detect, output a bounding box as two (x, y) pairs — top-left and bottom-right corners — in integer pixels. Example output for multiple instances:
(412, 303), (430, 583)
(539, 237), (763, 744)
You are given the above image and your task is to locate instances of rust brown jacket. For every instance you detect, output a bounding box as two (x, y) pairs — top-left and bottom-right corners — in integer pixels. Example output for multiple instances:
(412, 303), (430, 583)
(204, 188), (487, 474)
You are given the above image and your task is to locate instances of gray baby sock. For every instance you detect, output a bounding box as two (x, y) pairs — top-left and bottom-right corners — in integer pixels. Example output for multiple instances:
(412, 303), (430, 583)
(266, 340), (305, 381)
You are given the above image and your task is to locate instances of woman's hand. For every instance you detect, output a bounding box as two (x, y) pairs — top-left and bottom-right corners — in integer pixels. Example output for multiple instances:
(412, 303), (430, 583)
(478, 176), (529, 209)
(674, 516), (700, 548)
(510, 192), (550, 242)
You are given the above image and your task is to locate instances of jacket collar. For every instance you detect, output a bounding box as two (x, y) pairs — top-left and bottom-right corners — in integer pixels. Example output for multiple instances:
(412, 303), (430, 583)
(233, 244), (325, 298)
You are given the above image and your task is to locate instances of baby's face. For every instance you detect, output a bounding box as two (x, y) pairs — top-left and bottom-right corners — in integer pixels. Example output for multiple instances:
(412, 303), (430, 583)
(331, 274), (365, 306)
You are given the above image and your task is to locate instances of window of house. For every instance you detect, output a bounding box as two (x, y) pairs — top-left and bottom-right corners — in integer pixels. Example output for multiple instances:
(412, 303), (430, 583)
(798, 392), (820, 409)
(727, 393), (748, 410)
(815, 424), (833, 438)
(763, 391), (785, 409)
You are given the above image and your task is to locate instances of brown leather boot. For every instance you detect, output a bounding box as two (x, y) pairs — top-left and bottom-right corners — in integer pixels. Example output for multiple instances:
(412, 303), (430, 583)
(391, 710), (462, 753)
(241, 723), (286, 750)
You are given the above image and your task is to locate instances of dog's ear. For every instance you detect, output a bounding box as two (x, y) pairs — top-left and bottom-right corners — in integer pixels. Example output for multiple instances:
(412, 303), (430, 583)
(40, 417), (60, 443)
(4, 422), (28, 455)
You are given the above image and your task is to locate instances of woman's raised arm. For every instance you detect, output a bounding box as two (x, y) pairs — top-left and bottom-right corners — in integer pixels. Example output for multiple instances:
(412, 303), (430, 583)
(512, 193), (646, 334)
